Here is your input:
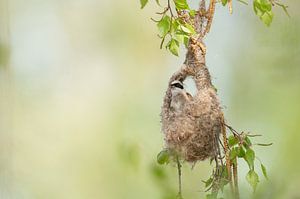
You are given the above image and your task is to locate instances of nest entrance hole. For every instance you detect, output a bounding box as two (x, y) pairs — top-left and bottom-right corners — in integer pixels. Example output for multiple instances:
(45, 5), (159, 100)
(183, 76), (197, 97)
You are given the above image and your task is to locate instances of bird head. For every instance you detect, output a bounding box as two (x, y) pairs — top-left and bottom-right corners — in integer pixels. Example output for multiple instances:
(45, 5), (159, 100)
(170, 80), (184, 95)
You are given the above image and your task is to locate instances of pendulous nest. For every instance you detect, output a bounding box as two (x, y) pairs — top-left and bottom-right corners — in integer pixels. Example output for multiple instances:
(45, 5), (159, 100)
(161, 37), (225, 163)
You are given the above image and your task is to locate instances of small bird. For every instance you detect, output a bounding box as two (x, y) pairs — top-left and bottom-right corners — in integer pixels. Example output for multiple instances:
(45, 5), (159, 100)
(170, 80), (193, 113)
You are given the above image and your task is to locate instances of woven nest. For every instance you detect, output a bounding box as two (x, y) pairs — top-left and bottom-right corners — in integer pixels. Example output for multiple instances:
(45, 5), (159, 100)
(161, 62), (224, 163)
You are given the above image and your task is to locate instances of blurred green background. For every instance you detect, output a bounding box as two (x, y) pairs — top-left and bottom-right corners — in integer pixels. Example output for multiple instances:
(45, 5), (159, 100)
(0, 0), (299, 198)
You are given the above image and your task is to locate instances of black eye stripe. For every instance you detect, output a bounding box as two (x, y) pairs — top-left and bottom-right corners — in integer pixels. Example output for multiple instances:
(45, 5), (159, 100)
(171, 83), (184, 89)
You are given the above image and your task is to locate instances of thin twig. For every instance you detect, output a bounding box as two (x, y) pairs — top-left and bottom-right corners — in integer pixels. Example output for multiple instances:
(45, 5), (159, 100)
(176, 156), (183, 199)
(151, 18), (160, 23)
(233, 158), (240, 199)
(224, 123), (240, 136)
(218, 136), (226, 151)
(228, 0), (233, 14)
(221, 118), (234, 196)
(160, 36), (166, 49)
(156, 7), (169, 15)
(167, 0), (174, 17)
(204, 0), (216, 36)
(247, 134), (262, 137)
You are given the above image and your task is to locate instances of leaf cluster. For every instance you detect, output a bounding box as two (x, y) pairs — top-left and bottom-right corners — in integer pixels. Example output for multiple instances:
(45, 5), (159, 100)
(142, 0), (197, 56)
(228, 132), (270, 192)
(141, 0), (289, 56)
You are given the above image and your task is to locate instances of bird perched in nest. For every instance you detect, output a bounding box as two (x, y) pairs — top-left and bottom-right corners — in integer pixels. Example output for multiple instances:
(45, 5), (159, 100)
(161, 61), (224, 163)
(169, 80), (193, 114)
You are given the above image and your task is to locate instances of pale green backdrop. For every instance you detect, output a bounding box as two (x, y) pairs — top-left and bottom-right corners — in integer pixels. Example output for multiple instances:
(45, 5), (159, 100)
(0, 0), (299, 198)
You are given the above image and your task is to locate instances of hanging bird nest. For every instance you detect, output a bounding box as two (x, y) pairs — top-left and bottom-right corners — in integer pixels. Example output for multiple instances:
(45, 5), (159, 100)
(161, 36), (225, 163)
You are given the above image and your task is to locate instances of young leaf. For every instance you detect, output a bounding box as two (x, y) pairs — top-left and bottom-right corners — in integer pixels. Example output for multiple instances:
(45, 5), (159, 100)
(253, 0), (274, 26)
(260, 0), (272, 12)
(246, 170), (259, 192)
(173, 0), (189, 10)
(155, 0), (160, 6)
(157, 149), (170, 165)
(228, 135), (238, 147)
(183, 36), (189, 48)
(244, 148), (255, 170)
(179, 24), (192, 34)
(202, 177), (213, 188)
(177, 23), (195, 36)
(236, 146), (246, 158)
(140, 0), (148, 9)
(175, 33), (189, 45)
(219, 177), (230, 192)
(157, 16), (171, 36)
(168, 39), (180, 56)
(261, 11), (274, 27)
(220, 165), (229, 179)
(261, 163), (268, 180)
(182, 23), (196, 35)
(175, 33), (185, 43)
(221, 0), (228, 6)
(230, 148), (237, 160)
(243, 136), (252, 148)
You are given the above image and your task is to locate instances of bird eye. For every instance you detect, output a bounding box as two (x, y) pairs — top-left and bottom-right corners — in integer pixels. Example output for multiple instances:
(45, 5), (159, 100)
(172, 83), (184, 89)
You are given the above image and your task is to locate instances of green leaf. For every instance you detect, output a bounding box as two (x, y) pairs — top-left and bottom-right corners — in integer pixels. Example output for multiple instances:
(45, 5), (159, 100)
(261, 11), (274, 27)
(253, 0), (271, 13)
(140, 0), (148, 9)
(260, 0), (272, 12)
(177, 23), (196, 37)
(246, 170), (259, 192)
(175, 33), (189, 45)
(230, 148), (237, 160)
(202, 177), (213, 188)
(168, 39), (180, 56)
(228, 135), (239, 147)
(183, 23), (196, 35)
(157, 149), (170, 165)
(157, 16), (171, 36)
(236, 146), (246, 158)
(175, 34), (184, 43)
(261, 163), (268, 180)
(243, 136), (252, 148)
(219, 177), (229, 192)
(189, 10), (197, 17)
(183, 36), (189, 48)
(253, 1), (262, 16)
(220, 165), (229, 179)
(155, 0), (160, 6)
(173, 0), (189, 10)
(179, 25), (192, 34)
(253, 0), (274, 26)
(244, 148), (255, 170)
(221, 0), (228, 6)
